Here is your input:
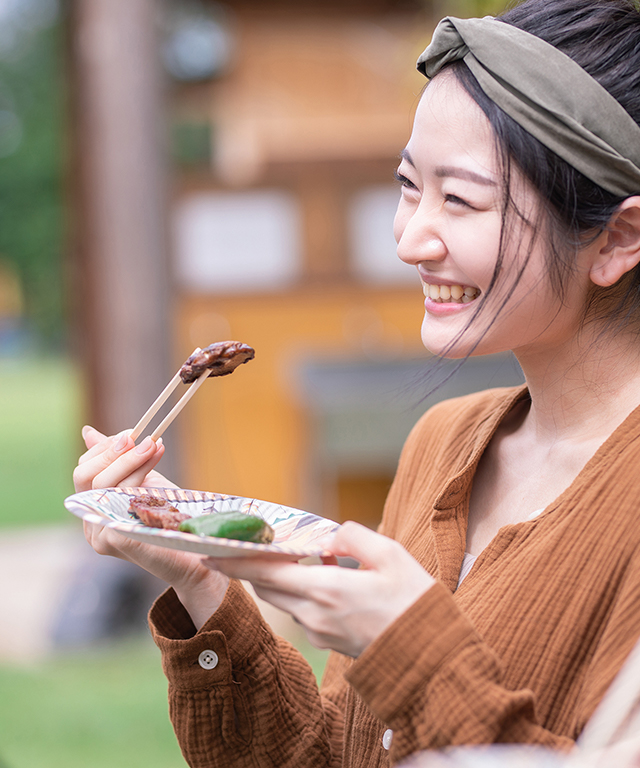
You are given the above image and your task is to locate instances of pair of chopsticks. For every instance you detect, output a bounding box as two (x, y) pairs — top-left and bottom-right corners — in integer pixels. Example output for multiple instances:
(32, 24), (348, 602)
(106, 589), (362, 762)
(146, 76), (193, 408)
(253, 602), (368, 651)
(130, 348), (209, 442)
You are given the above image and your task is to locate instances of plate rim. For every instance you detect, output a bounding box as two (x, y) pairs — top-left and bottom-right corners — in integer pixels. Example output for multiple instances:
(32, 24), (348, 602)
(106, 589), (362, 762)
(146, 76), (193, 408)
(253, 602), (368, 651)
(64, 486), (339, 558)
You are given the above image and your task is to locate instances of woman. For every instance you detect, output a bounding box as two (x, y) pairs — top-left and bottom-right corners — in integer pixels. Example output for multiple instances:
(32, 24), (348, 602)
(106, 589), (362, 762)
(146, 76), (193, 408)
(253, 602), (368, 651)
(73, 0), (640, 765)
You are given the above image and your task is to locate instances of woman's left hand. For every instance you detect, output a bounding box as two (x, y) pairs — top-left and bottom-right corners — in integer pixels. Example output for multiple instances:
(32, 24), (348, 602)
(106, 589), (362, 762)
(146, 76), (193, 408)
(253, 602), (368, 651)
(203, 521), (435, 658)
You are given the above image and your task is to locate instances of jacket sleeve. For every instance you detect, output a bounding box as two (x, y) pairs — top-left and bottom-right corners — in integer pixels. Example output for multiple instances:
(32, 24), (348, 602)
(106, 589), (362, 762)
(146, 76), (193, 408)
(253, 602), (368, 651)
(345, 567), (640, 765)
(345, 582), (572, 761)
(149, 579), (347, 768)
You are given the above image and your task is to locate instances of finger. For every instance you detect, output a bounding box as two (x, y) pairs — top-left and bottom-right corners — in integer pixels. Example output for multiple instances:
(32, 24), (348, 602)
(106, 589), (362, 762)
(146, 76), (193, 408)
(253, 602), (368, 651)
(134, 468), (179, 490)
(82, 424), (107, 449)
(202, 556), (288, 583)
(326, 521), (398, 570)
(78, 427), (113, 463)
(78, 427), (132, 466)
(73, 431), (136, 491)
(250, 586), (347, 654)
(252, 584), (311, 617)
(91, 436), (160, 489)
(203, 557), (322, 598)
(116, 440), (166, 487)
(74, 434), (155, 492)
(82, 518), (128, 559)
(315, 533), (338, 555)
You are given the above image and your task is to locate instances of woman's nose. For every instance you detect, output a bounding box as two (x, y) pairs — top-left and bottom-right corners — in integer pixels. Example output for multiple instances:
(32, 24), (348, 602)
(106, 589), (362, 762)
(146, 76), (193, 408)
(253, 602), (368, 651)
(394, 205), (447, 266)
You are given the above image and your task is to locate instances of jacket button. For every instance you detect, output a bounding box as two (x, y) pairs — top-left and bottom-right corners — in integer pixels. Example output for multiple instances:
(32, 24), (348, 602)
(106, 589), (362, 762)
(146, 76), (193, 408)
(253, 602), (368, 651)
(382, 729), (393, 750)
(198, 650), (219, 670)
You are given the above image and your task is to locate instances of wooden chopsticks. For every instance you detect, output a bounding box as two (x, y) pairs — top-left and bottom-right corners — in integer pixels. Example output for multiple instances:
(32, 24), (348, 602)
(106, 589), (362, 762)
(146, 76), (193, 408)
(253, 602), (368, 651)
(130, 369), (183, 441)
(130, 348), (208, 442)
(149, 369), (210, 440)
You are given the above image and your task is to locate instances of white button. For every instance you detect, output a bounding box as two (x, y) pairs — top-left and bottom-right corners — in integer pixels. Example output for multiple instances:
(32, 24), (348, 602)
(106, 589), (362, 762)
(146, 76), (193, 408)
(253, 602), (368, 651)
(382, 729), (393, 750)
(198, 649), (219, 670)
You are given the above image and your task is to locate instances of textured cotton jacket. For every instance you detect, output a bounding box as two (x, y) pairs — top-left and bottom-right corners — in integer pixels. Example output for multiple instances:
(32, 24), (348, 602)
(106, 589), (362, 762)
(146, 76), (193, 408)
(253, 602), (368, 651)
(149, 386), (640, 767)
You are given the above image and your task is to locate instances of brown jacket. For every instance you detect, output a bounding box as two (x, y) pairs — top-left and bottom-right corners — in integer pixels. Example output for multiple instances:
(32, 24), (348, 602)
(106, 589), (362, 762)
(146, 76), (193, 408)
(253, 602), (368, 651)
(149, 386), (640, 767)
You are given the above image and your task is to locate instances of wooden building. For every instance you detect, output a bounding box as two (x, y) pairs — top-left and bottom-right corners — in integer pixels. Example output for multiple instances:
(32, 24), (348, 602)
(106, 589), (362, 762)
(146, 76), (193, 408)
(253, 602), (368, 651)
(170, 0), (429, 525)
(70, 0), (520, 528)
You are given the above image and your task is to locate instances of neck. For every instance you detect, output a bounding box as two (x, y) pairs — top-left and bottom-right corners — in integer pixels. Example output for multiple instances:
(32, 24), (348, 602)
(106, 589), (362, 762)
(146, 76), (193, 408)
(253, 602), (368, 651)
(514, 326), (640, 444)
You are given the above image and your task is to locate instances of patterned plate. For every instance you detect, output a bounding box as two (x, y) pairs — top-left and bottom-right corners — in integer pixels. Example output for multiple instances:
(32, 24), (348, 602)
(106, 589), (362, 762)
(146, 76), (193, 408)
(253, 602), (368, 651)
(64, 487), (341, 560)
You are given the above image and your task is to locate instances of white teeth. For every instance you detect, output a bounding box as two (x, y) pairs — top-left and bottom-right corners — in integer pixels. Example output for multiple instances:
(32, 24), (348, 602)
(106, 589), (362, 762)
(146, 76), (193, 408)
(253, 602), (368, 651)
(422, 283), (479, 303)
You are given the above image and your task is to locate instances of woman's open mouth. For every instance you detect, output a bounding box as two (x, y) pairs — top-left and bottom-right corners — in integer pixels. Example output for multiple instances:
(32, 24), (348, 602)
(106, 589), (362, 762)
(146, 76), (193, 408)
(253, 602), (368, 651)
(422, 283), (480, 304)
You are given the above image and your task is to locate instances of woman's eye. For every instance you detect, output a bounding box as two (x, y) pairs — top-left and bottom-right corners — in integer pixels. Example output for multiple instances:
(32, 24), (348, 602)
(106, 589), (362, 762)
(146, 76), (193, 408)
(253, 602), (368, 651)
(393, 169), (418, 190)
(444, 193), (472, 208)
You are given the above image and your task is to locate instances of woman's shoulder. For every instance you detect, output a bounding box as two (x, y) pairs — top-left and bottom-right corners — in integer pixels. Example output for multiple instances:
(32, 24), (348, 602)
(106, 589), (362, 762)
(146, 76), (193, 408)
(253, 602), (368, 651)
(408, 385), (527, 445)
(381, 385), (527, 539)
(391, 385), (527, 486)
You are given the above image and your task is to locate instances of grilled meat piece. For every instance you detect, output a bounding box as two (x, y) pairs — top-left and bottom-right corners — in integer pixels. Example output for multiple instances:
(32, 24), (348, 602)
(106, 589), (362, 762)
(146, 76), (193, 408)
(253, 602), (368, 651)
(179, 341), (255, 384)
(129, 494), (190, 530)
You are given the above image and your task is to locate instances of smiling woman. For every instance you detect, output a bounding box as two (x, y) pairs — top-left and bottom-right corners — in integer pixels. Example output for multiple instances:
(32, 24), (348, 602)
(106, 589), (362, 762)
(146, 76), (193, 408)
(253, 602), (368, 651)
(394, 79), (509, 356)
(69, 0), (640, 766)
(394, 72), (625, 365)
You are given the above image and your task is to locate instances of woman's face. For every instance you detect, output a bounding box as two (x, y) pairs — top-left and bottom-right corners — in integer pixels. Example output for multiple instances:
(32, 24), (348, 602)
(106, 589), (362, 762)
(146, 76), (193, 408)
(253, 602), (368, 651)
(394, 72), (594, 360)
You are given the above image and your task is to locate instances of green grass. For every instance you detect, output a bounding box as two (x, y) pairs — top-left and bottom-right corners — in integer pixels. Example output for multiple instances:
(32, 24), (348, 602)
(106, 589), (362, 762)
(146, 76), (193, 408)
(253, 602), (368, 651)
(0, 637), (188, 768)
(0, 356), (81, 528)
(0, 355), (330, 767)
(0, 635), (329, 768)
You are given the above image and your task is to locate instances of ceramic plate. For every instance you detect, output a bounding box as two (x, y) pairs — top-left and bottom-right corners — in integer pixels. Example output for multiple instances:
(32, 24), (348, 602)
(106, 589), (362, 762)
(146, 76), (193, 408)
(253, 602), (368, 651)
(64, 487), (340, 560)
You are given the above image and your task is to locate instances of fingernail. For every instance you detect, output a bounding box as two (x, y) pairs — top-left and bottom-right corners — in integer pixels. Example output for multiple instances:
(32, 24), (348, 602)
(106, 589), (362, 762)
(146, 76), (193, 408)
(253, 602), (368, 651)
(135, 436), (153, 454)
(114, 431), (129, 451)
(81, 425), (93, 439)
(316, 534), (335, 550)
(156, 437), (164, 448)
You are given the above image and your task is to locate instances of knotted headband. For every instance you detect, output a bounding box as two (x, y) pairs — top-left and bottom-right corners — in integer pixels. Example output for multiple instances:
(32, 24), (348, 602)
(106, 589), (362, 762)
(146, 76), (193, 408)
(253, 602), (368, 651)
(416, 16), (640, 197)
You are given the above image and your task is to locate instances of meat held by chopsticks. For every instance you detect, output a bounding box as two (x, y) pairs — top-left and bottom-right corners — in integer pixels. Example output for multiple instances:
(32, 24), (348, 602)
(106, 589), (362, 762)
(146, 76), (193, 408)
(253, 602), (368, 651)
(129, 494), (190, 530)
(180, 341), (255, 384)
(130, 341), (256, 442)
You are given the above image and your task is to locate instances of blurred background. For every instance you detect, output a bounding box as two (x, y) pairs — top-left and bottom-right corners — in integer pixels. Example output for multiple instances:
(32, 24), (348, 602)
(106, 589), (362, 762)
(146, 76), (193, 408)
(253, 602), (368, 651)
(0, 0), (521, 766)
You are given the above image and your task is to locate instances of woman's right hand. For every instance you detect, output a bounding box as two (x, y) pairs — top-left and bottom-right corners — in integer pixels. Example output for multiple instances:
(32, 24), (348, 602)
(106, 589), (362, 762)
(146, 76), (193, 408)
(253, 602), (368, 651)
(73, 425), (229, 629)
(73, 425), (173, 492)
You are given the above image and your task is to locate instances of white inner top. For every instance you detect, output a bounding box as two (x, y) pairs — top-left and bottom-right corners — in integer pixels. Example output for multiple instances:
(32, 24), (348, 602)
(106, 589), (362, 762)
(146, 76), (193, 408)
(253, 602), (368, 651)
(457, 508), (545, 588)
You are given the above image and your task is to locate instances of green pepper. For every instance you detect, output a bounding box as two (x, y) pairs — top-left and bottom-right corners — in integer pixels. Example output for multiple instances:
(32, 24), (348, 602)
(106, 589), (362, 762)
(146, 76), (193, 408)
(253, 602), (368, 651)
(179, 511), (275, 544)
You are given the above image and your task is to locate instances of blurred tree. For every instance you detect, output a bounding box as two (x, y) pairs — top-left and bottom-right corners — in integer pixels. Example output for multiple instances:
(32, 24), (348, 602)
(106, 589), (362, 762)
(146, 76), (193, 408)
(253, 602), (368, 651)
(430, 0), (510, 20)
(0, 0), (64, 348)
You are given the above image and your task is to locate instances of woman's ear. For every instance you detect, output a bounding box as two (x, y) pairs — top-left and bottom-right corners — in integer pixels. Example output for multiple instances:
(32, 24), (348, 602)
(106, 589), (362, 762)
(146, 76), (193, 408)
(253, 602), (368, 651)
(589, 196), (640, 287)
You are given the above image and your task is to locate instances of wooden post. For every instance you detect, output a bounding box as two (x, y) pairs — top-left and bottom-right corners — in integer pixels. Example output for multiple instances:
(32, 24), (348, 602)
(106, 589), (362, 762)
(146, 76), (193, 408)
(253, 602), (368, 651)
(67, 0), (173, 446)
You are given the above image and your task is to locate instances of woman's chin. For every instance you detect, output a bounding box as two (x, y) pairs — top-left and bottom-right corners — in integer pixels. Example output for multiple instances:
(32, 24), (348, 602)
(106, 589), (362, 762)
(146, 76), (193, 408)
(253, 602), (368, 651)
(420, 329), (478, 360)
(420, 313), (510, 360)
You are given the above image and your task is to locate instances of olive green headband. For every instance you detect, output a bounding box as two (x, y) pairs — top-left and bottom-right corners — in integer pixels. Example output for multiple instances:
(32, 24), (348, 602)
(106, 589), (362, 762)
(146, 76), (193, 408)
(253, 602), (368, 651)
(416, 16), (640, 197)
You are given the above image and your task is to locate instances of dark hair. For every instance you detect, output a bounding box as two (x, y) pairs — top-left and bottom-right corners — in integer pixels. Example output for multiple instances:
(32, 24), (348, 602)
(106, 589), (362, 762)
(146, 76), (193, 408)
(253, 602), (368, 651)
(441, 0), (640, 353)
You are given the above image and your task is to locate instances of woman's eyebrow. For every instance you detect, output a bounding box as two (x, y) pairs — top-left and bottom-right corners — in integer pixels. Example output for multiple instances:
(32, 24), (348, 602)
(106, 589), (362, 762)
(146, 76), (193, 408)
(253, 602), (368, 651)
(399, 151), (496, 187)
(399, 148), (415, 166)
(435, 166), (496, 186)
